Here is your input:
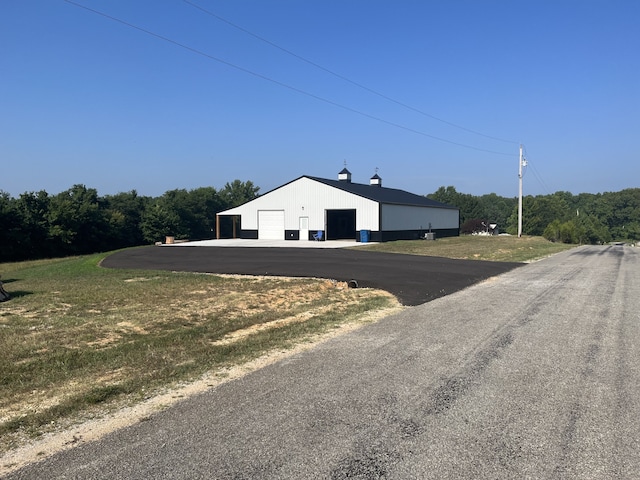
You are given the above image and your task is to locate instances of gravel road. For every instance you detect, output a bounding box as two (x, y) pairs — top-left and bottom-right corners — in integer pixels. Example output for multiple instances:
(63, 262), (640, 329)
(7, 245), (640, 479)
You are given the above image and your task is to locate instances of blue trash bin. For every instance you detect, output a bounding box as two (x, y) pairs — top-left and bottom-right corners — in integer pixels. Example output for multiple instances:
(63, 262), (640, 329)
(361, 230), (370, 243)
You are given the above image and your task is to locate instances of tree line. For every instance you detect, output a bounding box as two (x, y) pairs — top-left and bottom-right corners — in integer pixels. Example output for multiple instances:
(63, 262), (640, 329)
(1, 182), (638, 263)
(428, 186), (640, 244)
(0, 180), (259, 262)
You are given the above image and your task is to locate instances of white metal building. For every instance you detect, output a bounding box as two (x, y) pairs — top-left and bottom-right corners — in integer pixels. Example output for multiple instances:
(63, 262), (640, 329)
(216, 169), (460, 242)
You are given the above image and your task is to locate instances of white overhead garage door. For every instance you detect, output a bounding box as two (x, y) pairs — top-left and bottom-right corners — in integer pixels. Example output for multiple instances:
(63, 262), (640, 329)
(258, 210), (285, 240)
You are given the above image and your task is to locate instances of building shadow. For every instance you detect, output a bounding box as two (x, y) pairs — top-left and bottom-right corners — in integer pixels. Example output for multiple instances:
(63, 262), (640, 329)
(0, 278), (33, 300)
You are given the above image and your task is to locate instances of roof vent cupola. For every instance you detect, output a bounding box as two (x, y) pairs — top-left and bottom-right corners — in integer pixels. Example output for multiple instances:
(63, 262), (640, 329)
(370, 169), (382, 187)
(338, 165), (352, 183)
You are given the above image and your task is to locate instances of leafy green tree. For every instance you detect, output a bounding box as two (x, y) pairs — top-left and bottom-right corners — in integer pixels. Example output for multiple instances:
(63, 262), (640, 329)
(561, 220), (582, 244)
(543, 220), (581, 244)
(477, 193), (517, 228)
(506, 194), (571, 237)
(543, 219), (562, 242)
(140, 187), (226, 243)
(427, 186), (479, 226)
(182, 187), (224, 239)
(427, 186), (460, 206)
(607, 189), (640, 240)
(103, 190), (149, 248)
(140, 197), (183, 243)
(579, 214), (611, 244)
(15, 191), (52, 259)
(219, 180), (260, 208)
(47, 185), (109, 254)
(0, 191), (23, 261)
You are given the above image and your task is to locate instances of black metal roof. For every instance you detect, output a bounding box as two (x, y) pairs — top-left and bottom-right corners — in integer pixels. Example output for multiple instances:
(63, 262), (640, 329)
(305, 176), (458, 210)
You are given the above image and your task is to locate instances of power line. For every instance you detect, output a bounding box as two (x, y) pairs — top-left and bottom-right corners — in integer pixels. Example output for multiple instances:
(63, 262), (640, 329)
(62, 0), (514, 156)
(522, 146), (553, 194)
(182, 0), (519, 145)
(528, 160), (553, 194)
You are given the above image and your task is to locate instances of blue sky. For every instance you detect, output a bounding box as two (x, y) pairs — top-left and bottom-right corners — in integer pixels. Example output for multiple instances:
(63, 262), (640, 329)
(2, 1), (638, 199)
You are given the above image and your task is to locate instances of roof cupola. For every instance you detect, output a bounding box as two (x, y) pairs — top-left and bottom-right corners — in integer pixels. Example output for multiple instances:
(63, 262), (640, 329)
(338, 164), (352, 183)
(370, 169), (382, 187)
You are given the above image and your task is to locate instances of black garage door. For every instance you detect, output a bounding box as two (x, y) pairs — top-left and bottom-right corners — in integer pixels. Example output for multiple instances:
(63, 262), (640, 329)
(326, 209), (356, 240)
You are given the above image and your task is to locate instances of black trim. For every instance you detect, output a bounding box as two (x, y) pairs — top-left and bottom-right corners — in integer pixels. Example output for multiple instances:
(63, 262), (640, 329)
(379, 228), (460, 242)
(434, 228), (460, 238)
(285, 230), (300, 240)
(240, 230), (258, 239)
(240, 228), (459, 241)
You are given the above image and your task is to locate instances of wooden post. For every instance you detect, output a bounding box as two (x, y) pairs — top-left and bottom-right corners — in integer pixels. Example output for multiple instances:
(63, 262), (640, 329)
(216, 215), (220, 240)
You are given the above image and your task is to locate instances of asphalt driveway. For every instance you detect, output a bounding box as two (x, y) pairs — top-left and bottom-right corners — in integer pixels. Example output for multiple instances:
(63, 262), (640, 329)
(101, 245), (522, 305)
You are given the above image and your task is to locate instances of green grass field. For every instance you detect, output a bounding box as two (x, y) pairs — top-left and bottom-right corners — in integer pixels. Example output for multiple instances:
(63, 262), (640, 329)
(356, 234), (575, 262)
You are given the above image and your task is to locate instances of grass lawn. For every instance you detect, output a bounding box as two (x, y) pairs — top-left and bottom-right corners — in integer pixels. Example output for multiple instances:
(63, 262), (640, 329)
(357, 234), (575, 262)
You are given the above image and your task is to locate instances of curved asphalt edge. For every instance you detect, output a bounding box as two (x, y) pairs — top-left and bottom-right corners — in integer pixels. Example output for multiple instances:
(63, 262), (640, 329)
(101, 246), (523, 306)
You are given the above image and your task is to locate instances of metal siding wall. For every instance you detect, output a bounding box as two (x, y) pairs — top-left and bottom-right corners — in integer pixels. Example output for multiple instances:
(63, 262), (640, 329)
(226, 178), (380, 231)
(381, 204), (459, 230)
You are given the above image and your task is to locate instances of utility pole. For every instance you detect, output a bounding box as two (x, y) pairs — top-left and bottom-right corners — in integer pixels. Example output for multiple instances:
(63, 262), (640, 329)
(517, 144), (526, 238)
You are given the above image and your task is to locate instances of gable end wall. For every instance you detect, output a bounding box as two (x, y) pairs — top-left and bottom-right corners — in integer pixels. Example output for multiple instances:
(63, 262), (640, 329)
(229, 177), (380, 231)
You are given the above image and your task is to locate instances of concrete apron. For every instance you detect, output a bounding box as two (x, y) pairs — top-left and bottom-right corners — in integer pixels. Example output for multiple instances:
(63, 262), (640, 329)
(162, 239), (376, 249)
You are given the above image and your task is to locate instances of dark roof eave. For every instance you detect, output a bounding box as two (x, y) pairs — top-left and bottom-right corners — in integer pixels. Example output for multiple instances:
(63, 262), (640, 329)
(381, 200), (459, 209)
